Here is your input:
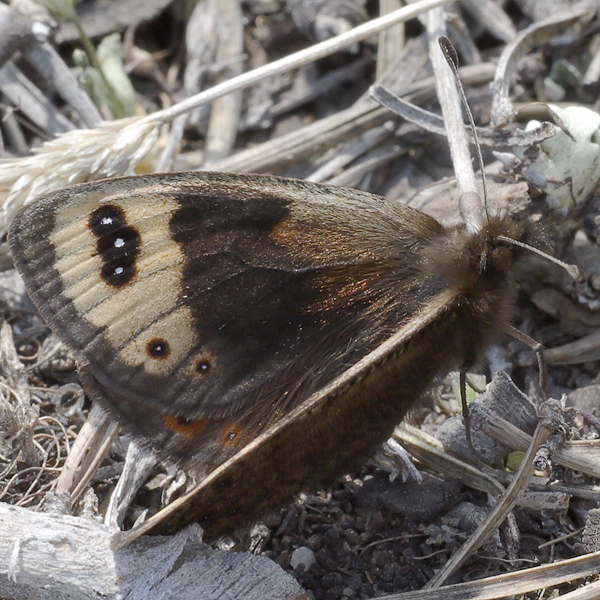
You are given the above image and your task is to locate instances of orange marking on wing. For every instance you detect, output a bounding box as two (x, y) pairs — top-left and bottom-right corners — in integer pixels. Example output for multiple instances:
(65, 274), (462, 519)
(164, 415), (210, 439)
(220, 422), (246, 448)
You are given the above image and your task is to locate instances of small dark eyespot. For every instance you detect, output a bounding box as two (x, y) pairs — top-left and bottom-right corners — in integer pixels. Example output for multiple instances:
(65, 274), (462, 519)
(147, 339), (170, 359)
(220, 422), (244, 448)
(196, 360), (212, 375)
(96, 226), (141, 258)
(89, 205), (126, 234)
(101, 261), (136, 286)
(163, 415), (209, 438)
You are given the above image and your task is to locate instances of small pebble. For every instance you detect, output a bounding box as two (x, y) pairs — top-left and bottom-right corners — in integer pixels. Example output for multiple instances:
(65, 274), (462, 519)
(291, 546), (316, 571)
(321, 571), (343, 588)
(306, 534), (322, 551)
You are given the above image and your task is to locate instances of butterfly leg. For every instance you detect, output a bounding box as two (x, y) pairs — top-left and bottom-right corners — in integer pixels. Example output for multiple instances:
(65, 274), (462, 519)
(507, 326), (548, 398)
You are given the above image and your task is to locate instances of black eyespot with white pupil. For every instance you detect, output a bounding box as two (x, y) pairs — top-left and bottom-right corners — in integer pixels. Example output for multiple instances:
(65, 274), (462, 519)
(89, 205), (141, 287)
(147, 339), (170, 359)
(196, 359), (212, 376)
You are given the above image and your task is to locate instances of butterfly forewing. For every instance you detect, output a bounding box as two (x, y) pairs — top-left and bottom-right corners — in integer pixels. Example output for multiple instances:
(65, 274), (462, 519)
(10, 171), (539, 539)
(9, 172), (446, 469)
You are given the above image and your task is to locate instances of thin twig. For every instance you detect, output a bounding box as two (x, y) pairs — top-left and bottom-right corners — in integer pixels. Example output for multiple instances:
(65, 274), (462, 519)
(140, 0), (453, 126)
(425, 423), (551, 587)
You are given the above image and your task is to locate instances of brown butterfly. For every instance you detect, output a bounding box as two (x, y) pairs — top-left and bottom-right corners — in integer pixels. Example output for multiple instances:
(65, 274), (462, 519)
(8, 170), (539, 545)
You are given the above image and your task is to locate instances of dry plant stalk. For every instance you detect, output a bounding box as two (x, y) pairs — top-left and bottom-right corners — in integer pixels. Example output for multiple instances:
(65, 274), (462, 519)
(0, 119), (159, 237)
(0, 0), (451, 237)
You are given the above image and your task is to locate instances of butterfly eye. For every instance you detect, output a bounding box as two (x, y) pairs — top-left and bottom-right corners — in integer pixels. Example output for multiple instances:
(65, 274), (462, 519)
(491, 246), (513, 271)
(147, 338), (170, 359)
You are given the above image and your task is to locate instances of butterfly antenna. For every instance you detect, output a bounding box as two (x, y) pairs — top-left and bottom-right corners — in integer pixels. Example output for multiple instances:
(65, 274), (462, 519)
(439, 36), (583, 287)
(439, 36), (489, 220)
(438, 36), (583, 285)
(496, 235), (584, 282)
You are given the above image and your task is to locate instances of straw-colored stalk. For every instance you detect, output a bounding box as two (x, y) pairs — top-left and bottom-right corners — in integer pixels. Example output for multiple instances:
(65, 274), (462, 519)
(0, 118), (159, 237)
(0, 0), (451, 238)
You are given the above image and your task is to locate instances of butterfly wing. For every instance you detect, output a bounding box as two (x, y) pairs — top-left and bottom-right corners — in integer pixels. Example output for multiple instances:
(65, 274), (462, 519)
(114, 286), (457, 544)
(9, 172), (445, 472)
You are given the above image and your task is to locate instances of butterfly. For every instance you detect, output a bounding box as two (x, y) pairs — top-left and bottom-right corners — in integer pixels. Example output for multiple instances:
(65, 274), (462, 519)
(8, 170), (539, 544)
